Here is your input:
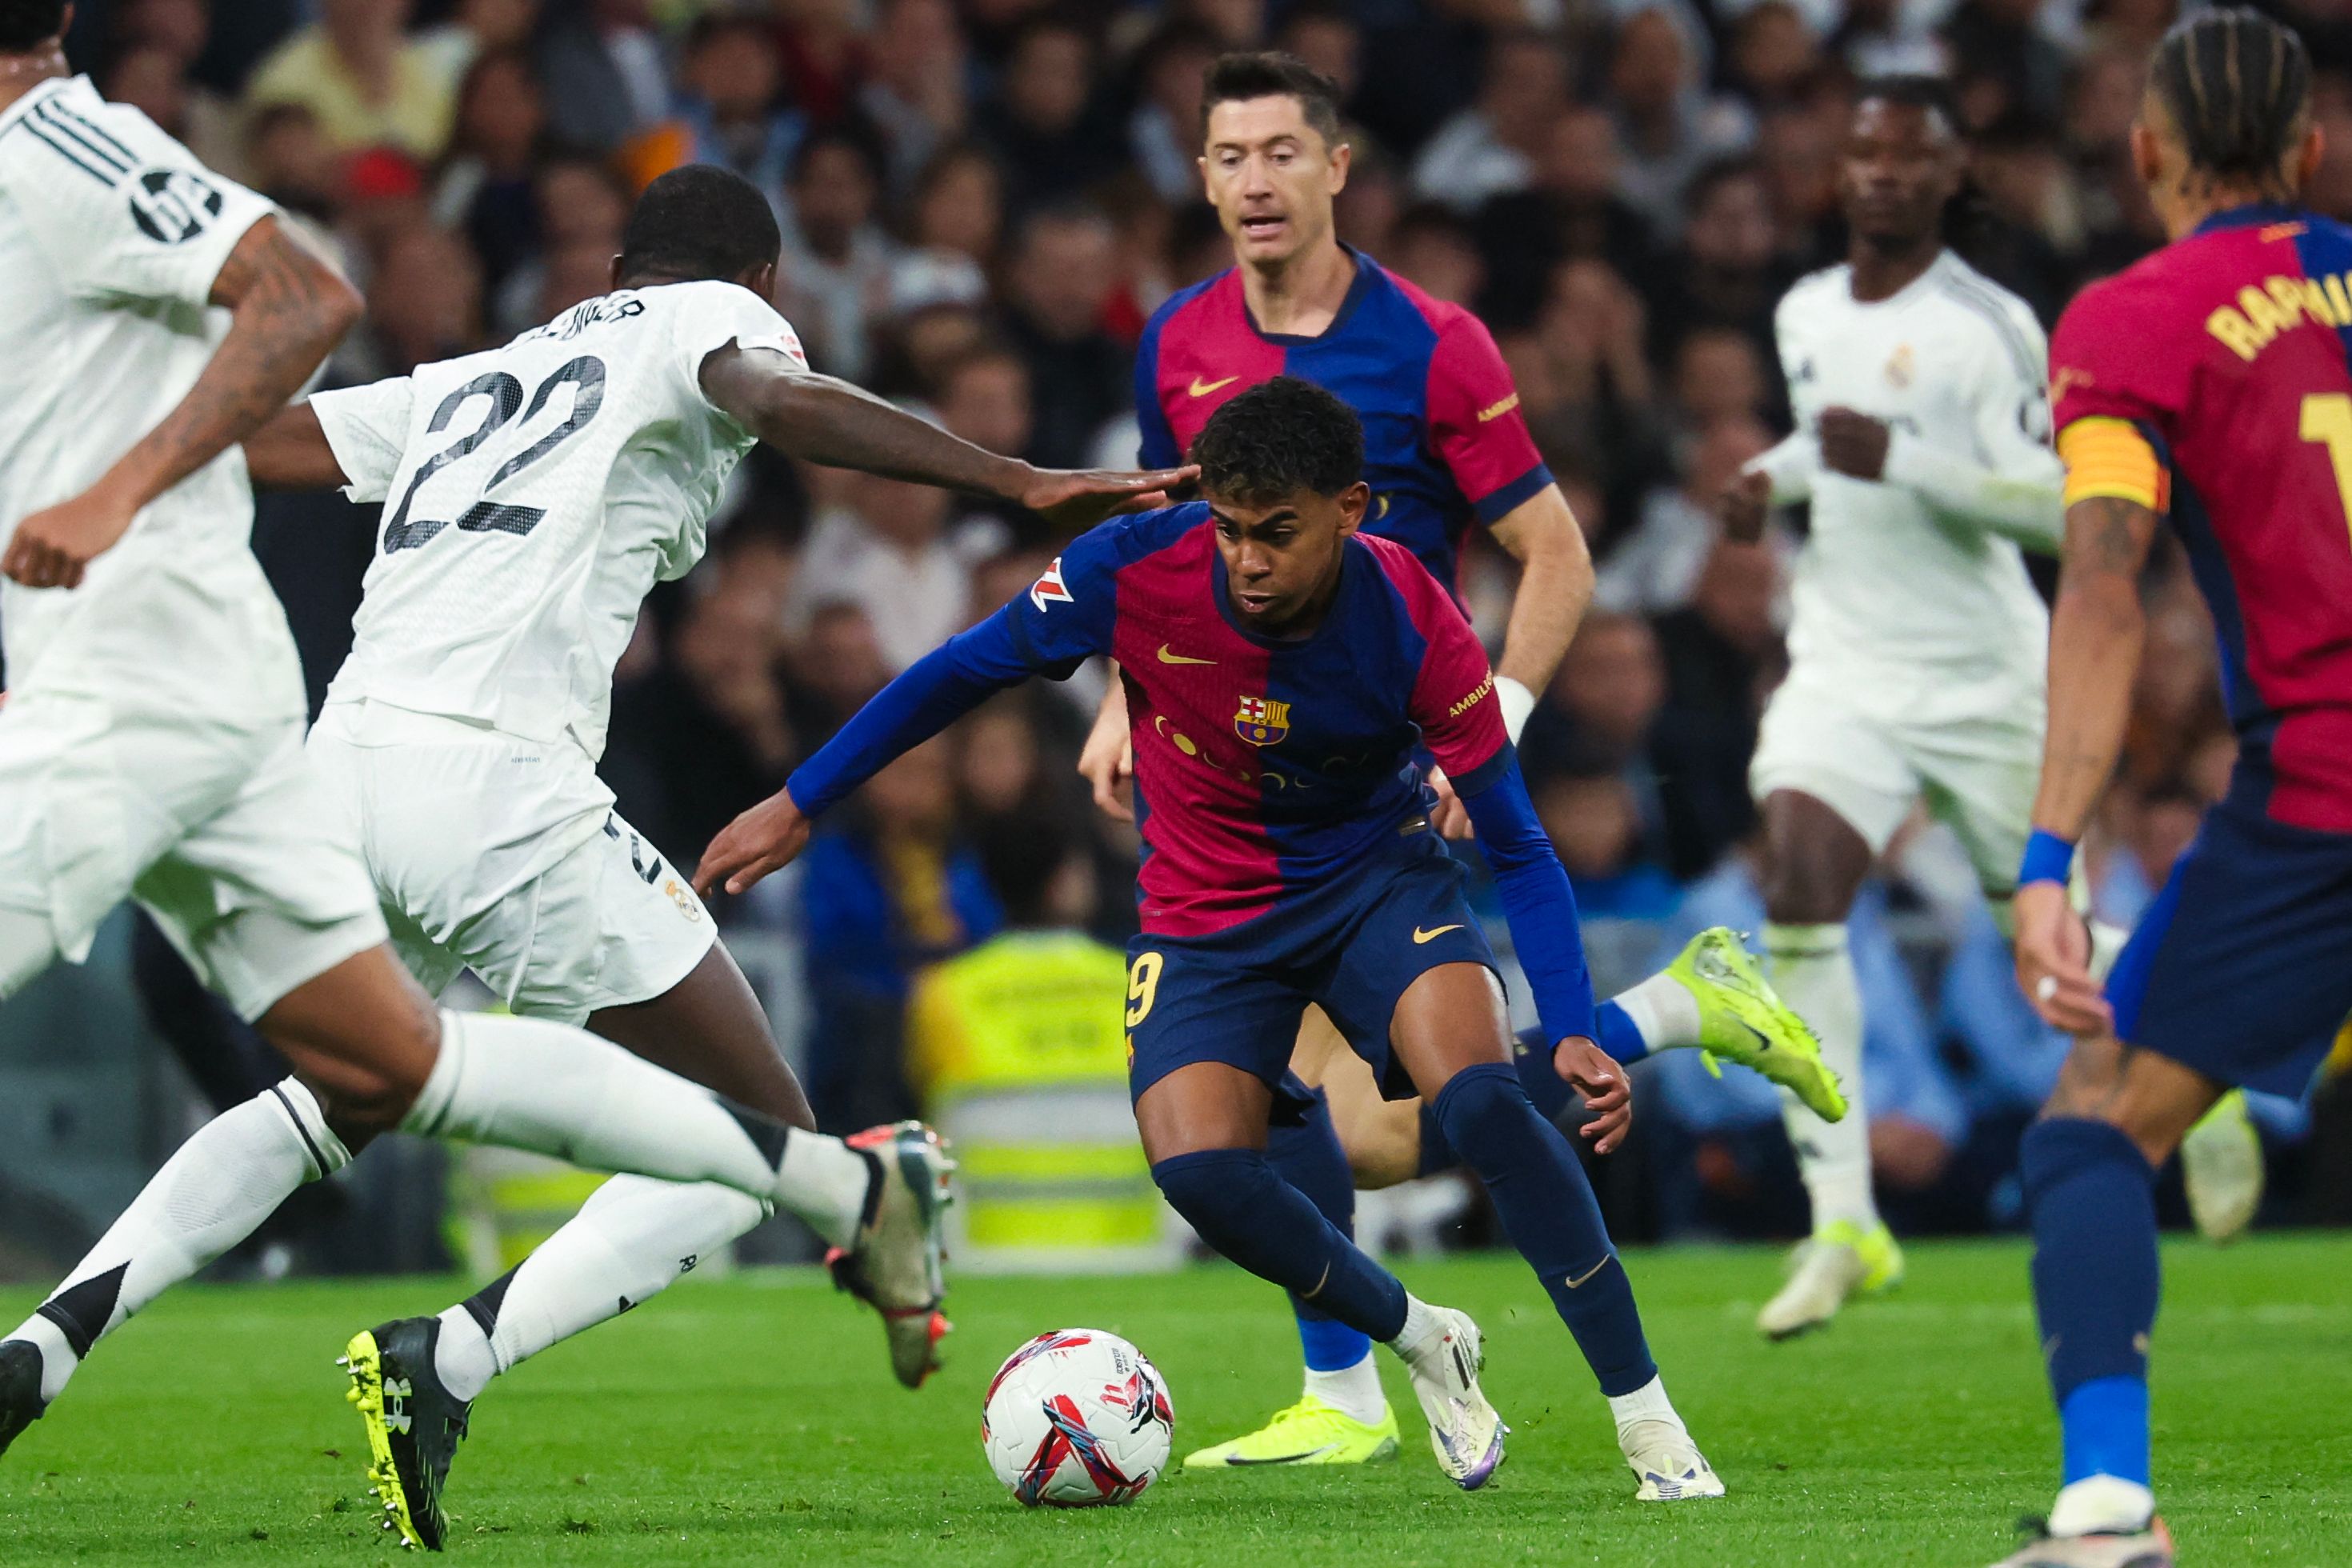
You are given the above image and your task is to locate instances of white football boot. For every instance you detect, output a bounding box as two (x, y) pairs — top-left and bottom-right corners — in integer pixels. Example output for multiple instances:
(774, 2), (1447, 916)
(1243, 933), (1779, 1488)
(1619, 1417), (1725, 1502)
(1395, 1305), (1506, 1490)
(1988, 1520), (2173, 1567)
(2182, 1089), (2262, 1243)
(1757, 1218), (1903, 1339)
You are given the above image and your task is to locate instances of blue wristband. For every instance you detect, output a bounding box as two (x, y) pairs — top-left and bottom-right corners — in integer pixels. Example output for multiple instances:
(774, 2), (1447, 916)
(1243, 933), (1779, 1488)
(2018, 829), (2076, 887)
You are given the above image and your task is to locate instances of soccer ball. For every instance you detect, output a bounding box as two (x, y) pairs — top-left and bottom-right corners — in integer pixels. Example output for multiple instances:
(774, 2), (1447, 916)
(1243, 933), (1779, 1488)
(980, 1329), (1174, 1507)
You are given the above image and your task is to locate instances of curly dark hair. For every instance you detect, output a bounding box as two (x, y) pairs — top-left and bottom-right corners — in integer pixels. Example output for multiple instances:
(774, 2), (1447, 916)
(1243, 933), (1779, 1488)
(1190, 377), (1363, 505)
(0, 0), (65, 50)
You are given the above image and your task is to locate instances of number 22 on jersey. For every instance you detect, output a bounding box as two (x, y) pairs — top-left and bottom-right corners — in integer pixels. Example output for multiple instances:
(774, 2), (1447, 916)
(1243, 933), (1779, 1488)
(380, 355), (606, 554)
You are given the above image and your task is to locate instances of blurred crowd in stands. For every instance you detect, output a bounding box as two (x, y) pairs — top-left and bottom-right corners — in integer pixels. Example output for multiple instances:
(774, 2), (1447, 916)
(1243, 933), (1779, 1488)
(44, 0), (2352, 1242)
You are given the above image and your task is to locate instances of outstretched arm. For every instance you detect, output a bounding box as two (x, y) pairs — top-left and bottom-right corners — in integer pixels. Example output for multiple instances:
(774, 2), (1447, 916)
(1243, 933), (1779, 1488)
(3, 217), (360, 588)
(698, 344), (1195, 531)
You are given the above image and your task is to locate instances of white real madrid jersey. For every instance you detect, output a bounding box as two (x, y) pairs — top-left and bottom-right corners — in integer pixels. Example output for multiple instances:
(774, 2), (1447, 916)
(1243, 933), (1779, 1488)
(310, 281), (803, 758)
(1754, 250), (2062, 690)
(0, 75), (282, 696)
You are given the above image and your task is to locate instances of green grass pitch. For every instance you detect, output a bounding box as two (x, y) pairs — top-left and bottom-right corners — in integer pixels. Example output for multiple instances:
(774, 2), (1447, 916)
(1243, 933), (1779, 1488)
(3, 1236), (2348, 1565)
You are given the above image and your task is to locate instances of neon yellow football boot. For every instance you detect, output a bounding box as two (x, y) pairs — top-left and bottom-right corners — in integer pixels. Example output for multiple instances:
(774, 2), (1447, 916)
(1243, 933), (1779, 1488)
(1666, 927), (1848, 1122)
(1182, 1394), (1402, 1470)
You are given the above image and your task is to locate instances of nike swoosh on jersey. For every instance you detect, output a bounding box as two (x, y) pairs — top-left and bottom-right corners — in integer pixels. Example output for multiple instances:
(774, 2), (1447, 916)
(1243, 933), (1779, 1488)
(1156, 644), (1215, 665)
(1564, 1258), (1610, 1289)
(1188, 374), (1240, 398)
(1412, 924), (1464, 944)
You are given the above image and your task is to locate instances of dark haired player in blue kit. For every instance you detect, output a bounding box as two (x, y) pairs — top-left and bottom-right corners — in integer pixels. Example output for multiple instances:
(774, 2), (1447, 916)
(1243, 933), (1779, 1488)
(700, 378), (1724, 1499)
(1083, 51), (1840, 1470)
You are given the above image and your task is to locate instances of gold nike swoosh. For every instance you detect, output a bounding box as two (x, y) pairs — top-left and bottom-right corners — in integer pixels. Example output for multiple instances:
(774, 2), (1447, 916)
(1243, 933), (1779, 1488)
(1411, 924), (1463, 945)
(1156, 644), (1215, 665)
(1188, 374), (1240, 398)
(1564, 1258), (1611, 1289)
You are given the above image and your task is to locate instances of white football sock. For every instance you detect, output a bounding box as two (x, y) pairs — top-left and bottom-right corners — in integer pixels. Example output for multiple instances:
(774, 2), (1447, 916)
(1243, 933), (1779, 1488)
(1610, 969), (1705, 1051)
(1302, 1351), (1386, 1425)
(1385, 1294), (1442, 1360)
(6, 1079), (346, 1402)
(1763, 922), (1878, 1232)
(433, 1177), (774, 1402)
(402, 1010), (798, 1200)
(2050, 1475), (2157, 1537)
(777, 1133), (872, 1252)
(1606, 1373), (1686, 1439)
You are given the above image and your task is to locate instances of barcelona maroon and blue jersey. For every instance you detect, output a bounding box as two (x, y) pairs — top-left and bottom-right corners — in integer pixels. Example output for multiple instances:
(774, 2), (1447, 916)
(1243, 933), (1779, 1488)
(786, 503), (1597, 1048)
(2052, 204), (2352, 832)
(1135, 250), (1551, 594)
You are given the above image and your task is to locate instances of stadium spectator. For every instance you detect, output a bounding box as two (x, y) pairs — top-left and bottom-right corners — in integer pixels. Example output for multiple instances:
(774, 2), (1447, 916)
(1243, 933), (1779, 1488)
(999, 205), (1131, 468)
(1411, 28), (1571, 213)
(242, 0), (455, 158)
(977, 14), (1121, 213)
(619, 11), (803, 200)
(859, 0), (970, 194)
(781, 127), (898, 382)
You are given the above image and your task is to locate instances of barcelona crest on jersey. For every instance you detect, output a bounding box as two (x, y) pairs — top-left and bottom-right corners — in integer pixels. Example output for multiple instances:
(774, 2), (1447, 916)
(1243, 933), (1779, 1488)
(1233, 695), (1291, 746)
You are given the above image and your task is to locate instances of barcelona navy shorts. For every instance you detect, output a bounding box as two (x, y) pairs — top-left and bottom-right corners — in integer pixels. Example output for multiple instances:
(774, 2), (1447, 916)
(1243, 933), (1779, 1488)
(1122, 833), (1497, 1107)
(2105, 794), (2352, 1098)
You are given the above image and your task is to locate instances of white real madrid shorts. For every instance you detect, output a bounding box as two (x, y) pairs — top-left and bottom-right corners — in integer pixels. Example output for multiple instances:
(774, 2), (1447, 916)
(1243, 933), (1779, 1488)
(0, 686), (387, 1019)
(306, 700), (716, 1026)
(1749, 661), (2046, 898)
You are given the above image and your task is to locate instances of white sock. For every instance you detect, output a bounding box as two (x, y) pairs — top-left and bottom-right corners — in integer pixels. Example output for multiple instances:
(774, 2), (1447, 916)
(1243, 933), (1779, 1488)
(6, 1079), (346, 1403)
(1611, 969), (1705, 1051)
(403, 1010), (795, 1200)
(1385, 1294), (1442, 1361)
(777, 1133), (871, 1252)
(1763, 923), (1878, 1232)
(1302, 1352), (1386, 1425)
(433, 1176), (773, 1402)
(1605, 1373), (1686, 1441)
(2049, 1475), (2156, 1537)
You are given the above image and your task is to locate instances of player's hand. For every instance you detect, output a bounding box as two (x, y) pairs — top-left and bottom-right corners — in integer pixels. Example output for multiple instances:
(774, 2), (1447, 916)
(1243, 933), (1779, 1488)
(2, 485), (140, 590)
(1816, 406), (1891, 482)
(1551, 1037), (1632, 1154)
(1017, 465), (1201, 531)
(1428, 766), (1473, 840)
(1079, 679), (1135, 822)
(2013, 878), (2111, 1035)
(1717, 469), (1772, 542)
(694, 786), (814, 898)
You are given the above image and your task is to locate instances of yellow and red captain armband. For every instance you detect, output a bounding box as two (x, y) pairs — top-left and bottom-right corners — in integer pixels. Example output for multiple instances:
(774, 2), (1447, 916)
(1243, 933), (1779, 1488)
(2057, 416), (2170, 513)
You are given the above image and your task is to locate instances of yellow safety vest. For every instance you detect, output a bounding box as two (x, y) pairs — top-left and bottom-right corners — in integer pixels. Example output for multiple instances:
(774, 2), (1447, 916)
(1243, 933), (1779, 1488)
(909, 931), (1173, 1271)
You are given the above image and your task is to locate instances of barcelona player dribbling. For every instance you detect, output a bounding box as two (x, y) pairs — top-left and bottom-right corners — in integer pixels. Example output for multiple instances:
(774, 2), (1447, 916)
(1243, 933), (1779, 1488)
(700, 378), (1724, 1499)
(1089, 51), (1840, 1472)
(2003, 11), (2352, 1566)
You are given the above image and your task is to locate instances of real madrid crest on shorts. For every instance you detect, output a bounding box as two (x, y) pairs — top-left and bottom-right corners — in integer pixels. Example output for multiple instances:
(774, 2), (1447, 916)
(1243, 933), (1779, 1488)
(1232, 694), (1290, 746)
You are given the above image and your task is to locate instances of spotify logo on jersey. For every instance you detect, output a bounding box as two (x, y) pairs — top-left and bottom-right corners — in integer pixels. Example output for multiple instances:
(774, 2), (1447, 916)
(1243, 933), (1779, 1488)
(129, 168), (224, 245)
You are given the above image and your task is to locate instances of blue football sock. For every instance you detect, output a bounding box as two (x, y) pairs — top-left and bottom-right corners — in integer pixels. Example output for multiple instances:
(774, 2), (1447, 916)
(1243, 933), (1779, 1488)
(1150, 1147), (1409, 1342)
(2021, 1117), (2158, 1487)
(1432, 1062), (1657, 1395)
(1422, 1030), (1582, 1178)
(1266, 1086), (1374, 1372)
(1595, 999), (1651, 1066)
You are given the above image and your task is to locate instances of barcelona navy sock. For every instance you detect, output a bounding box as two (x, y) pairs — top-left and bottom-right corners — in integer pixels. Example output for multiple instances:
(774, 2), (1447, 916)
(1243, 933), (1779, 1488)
(1418, 1034), (1582, 1178)
(1150, 1147), (1409, 1342)
(2021, 1117), (2158, 1489)
(1433, 1062), (1657, 1396)
(1265, 1089), (1374, 1374)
